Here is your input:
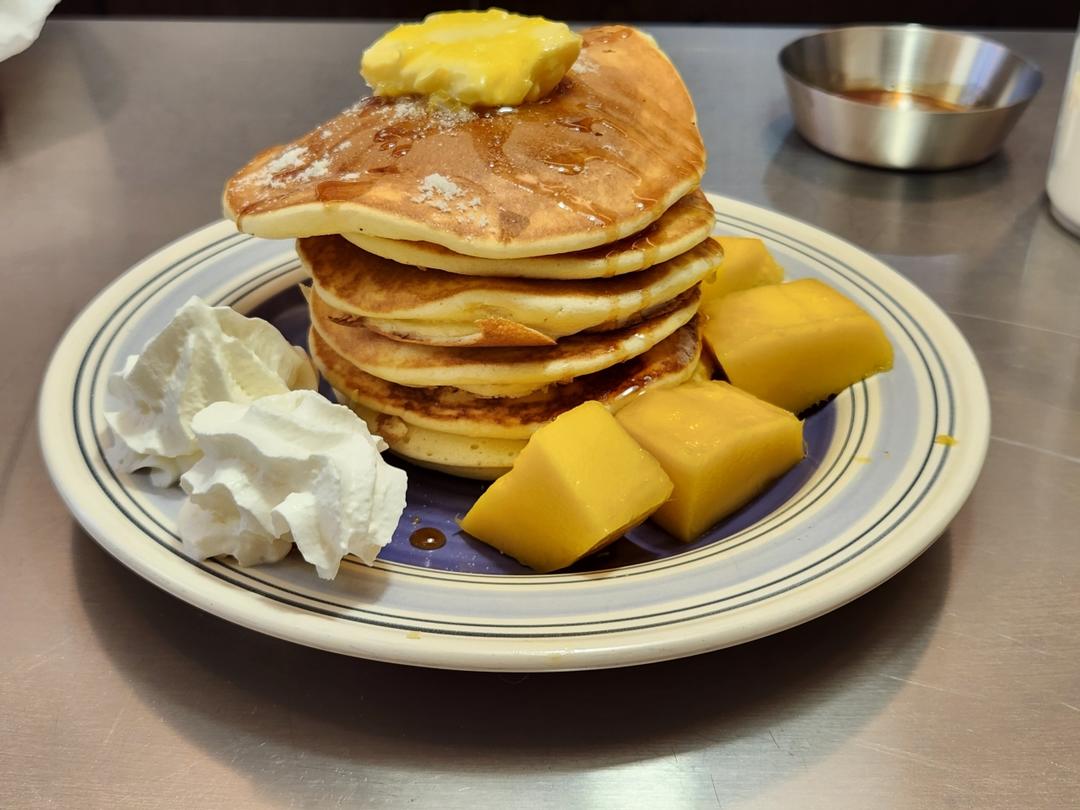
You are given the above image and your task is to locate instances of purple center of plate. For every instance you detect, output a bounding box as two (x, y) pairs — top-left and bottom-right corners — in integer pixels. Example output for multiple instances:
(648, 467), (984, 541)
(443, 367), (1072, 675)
(254, 287), (834, 576)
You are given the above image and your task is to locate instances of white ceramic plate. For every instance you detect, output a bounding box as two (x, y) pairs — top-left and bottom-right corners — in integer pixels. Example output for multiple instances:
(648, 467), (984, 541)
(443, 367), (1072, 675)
(39, 194), (989, 671)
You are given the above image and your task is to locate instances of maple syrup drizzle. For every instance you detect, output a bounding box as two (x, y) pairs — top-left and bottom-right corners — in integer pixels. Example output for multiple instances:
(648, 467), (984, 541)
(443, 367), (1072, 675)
(467, 108), (629, 230)
(315, 178), (378, 202)
(373, 123), (418, 158)
(409, 528), (447, 550)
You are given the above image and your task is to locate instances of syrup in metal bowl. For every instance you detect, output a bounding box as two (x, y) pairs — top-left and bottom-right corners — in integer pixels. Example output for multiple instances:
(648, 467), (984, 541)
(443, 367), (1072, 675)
(837, 87), (977, 114)
(779, 25), (1042, 170)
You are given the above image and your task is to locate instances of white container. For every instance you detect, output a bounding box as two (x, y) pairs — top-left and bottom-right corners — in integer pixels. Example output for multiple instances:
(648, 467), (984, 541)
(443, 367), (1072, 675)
(1047, 27), (1080, 237)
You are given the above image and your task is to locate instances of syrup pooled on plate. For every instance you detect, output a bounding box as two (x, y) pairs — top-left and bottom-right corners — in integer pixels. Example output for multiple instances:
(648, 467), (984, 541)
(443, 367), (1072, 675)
(409, 527), (447, 550)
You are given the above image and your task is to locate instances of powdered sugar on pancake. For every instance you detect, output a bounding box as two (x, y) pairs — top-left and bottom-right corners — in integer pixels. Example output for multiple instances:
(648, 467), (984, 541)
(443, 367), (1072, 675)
(411, 173), (463, 212)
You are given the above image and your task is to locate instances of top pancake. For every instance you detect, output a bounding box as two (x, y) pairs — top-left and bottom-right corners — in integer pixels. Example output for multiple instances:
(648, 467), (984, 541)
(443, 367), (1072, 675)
(223, 26), (706, 259)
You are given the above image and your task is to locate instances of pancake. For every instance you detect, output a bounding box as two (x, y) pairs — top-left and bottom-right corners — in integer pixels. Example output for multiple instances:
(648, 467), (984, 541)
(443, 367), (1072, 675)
(224, 26), (706, 259)
(309, 285), (700, 396)
(341, 189), (716, 278)
(311, 319), (700, 439)
(301, 235), (721, 347)
(336, 394), (522, 480)
(355, 317), (556, 347)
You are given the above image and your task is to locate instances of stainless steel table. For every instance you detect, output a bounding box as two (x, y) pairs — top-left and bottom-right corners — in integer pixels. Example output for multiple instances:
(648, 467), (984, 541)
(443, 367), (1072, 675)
(2, 20), (1078, 808)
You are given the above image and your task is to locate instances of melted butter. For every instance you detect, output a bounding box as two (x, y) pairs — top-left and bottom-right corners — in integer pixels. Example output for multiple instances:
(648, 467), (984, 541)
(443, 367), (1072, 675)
(934, 434), (958, 447)
(361, 10), (582, 107)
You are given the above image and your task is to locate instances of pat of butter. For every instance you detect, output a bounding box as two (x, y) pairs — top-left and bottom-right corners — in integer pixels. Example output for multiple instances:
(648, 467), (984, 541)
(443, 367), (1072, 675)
(360, 9), (582, 108)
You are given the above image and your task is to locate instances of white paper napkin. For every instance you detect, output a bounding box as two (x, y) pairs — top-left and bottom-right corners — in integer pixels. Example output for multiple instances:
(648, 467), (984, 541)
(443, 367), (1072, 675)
(1, 0), (60, 63)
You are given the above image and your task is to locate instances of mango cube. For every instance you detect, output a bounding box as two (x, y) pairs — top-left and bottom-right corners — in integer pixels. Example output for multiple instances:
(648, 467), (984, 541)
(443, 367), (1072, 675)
(689, 351), (717, 383)
(700, 237), (784, 304)
(460, 401), (672, 572)
(702, 278), (893, 414)
(616, 381), (805, 542)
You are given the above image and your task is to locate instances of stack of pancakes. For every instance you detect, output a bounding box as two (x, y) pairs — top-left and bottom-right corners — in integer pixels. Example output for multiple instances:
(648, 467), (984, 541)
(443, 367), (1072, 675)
(224, 25), (718, 479)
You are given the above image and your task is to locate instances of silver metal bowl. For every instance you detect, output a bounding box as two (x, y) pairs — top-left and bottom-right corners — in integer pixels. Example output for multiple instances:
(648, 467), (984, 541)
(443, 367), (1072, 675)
(779, 25), (1043, 170)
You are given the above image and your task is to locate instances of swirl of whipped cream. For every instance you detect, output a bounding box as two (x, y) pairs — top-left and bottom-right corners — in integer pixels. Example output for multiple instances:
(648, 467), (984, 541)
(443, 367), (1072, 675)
(105, 297), (317, 486)
(178, 390), (407, 578)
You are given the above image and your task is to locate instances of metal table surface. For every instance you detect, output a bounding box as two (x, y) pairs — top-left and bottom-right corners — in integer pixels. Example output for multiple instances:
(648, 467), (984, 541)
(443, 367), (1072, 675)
(1, 19), (1078, 809)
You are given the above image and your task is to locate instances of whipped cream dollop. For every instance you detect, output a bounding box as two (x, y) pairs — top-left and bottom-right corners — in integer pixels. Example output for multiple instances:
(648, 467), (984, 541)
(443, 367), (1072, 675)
(105, 297), (318, 486)
(178, 390), (408, 579)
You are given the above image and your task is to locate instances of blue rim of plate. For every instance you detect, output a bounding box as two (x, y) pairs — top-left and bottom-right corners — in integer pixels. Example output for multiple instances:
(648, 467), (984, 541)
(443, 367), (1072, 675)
(39, 194), (990, 671)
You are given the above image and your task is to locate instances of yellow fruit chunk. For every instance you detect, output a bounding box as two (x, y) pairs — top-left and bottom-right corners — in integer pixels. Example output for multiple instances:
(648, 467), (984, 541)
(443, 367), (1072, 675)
(701, 278), (893, 413)
(459, 401), (672, 572)
(361, 9), (582, 108)
(689, 351), (716, 383)
(701, 237), (784, 304)
(617, 381), (805, 542)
